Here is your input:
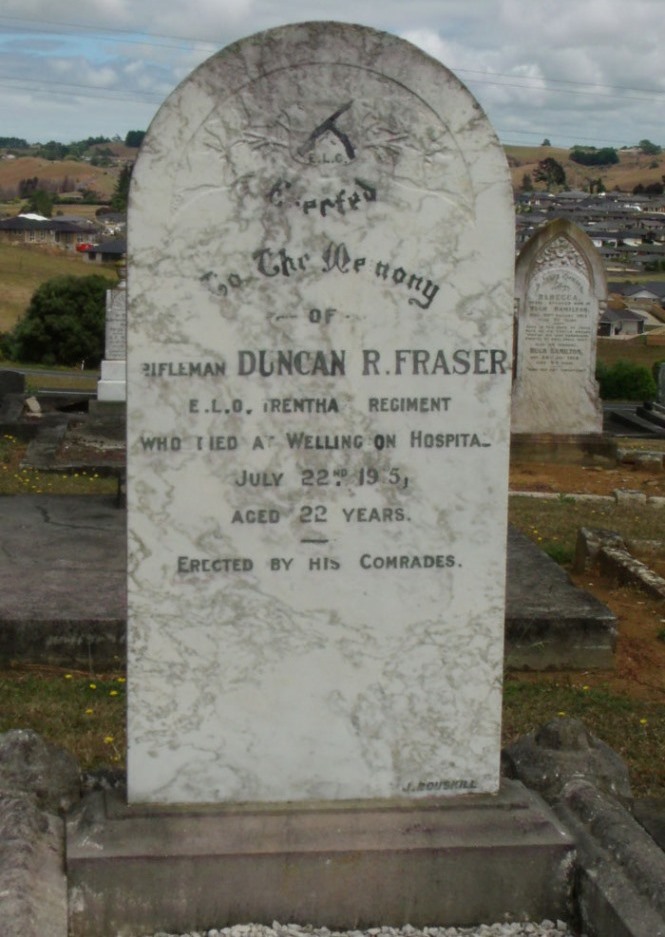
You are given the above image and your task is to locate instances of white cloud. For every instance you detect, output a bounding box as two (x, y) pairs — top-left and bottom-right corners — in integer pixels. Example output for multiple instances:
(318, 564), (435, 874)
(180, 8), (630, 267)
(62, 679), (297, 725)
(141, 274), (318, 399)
(0, 0), (662, 147)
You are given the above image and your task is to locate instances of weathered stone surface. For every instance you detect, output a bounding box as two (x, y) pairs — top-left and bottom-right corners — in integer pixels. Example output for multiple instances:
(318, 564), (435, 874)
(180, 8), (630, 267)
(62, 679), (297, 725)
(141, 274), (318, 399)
(506, 528), (616, 670)
(613, 488), (647, 505)
(503, 717), (632, 805)
(512, 219), (605, 435)
(66, 781), (575, 937)
(573, 526), (626, 573)
(0, 790), (67, 937)
(98, 272), (127, 402)
(556, 779), (665, 937)
(0, 729), (80, 813)
(0, 368), (25, 397)
(127, 21), (515, 804)
(634, 796), (665, 850)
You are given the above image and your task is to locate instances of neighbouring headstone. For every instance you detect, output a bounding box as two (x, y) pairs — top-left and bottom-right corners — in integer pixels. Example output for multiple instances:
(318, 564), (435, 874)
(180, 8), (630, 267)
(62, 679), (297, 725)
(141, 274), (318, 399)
(97, 268), (126, 402)
(0, 369), (25, 398)
(512, 219), (605, 435)
(126, 22), (515, 804)
(658, 362), (665, 405)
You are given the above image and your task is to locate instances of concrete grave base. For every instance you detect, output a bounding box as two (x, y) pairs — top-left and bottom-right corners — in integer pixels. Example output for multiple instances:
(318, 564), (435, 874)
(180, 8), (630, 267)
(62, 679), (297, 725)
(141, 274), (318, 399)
(506, 528), (617, 670)
(96, 362), (126, 403)
(66, 779), (574, 937)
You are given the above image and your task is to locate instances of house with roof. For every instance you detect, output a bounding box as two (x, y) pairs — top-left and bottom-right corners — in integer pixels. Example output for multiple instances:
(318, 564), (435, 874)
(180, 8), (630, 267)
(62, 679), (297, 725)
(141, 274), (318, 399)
(82, 237), (126, 264)
(598, 306), (647, 337)
(0, 213), (99, 251)
(618, 282), (665, 307)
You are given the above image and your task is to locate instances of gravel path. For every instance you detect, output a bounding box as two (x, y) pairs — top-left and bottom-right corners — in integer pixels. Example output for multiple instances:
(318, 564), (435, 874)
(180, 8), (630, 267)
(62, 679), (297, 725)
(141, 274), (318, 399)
(144, 921), (582, 937)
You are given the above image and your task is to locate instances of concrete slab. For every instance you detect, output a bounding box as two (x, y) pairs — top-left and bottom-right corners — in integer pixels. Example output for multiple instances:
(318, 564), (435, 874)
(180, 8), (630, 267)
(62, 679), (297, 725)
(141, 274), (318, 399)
(0, 497), (616, 670)
(66, 779), (575, 937)
(0, 496), (126, 668)
(506, 527), (618, 670)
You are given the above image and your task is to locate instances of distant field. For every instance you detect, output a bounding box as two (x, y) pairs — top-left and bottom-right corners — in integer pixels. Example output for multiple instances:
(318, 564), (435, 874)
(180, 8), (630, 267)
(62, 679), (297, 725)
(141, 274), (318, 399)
(0, 243), (116, 333)
(597, 336), (665, 370)
(0, 156), (118, 199)
(505, 144), (664, 193)
(1, 145), (662, 206)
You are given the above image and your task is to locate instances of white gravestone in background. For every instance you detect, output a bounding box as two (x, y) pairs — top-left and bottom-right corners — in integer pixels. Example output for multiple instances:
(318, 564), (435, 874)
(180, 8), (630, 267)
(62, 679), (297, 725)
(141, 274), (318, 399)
(97, 270), (127, 402)
(127, 22), (514, 804)
(658, 363), (665, 406)
(512, 219), (605, 435)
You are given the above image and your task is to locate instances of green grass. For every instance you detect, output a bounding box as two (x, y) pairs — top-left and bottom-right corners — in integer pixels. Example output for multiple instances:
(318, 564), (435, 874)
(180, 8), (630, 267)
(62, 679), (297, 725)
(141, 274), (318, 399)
(0, 668), (126, 771)
(503, 680), (665, 797)
(1, 666), (662, 796)
(0, 359), (100, 393)
(0, 242), (116, 332)
(509, 495), (664, 560)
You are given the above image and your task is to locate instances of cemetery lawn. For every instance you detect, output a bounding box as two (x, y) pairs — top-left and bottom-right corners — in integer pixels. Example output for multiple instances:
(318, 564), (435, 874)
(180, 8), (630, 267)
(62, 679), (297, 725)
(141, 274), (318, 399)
(506, 457), (665, 798)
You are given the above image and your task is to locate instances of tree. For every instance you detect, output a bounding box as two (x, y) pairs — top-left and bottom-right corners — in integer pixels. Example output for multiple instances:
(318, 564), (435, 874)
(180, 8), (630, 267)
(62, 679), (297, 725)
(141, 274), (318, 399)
(18, 176), (39, 198)
(639, 139), (662, 156)
(7, 275), (111, 366)
(596, 361), (657, 400)
(569, 146), (618, 166)
(586, 177), (605, 194)
(25, 189), (54, 217)
(125, 130), (146, 148)
(534, 157), (566, 190)
(35, 140), (69, 161)
(110, 163), (133, 211)
(520, 172), (533, 192)
(541, 138), (551, 146)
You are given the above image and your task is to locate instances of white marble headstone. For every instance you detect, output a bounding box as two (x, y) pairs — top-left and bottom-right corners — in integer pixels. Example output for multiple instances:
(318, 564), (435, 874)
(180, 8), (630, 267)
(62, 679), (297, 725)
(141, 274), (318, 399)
(658, 363), (665, 406)
(512, 219), (605, 435)
(126, 22), (514, 804)
(98, 272), (127, 402)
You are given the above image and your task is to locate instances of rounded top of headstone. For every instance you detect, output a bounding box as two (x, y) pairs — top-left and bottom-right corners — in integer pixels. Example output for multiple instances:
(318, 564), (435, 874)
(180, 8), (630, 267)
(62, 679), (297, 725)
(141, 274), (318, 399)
(141, 21), (489, 138)
(515, 217), (607, 299)
(130, 20), (512, 260)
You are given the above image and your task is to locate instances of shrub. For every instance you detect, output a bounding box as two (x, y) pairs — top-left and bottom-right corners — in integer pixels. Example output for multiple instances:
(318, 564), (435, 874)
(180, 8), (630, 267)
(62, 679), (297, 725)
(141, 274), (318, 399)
(596, 361), (657, 400)
(7, 275), (110, 367)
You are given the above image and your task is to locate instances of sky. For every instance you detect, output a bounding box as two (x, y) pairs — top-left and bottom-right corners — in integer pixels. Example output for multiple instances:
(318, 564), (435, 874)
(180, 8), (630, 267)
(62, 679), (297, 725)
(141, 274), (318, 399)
(0, 0), (663, 150)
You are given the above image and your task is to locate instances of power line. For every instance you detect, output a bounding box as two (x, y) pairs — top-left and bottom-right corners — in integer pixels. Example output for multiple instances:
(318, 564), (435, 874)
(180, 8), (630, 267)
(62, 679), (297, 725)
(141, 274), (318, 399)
(0, 75), (164, 105)
(1, 13), (664, 101)
(454, 66), (664, 98)
(0, 14), (219, 51)
(0, 16), (661, 149)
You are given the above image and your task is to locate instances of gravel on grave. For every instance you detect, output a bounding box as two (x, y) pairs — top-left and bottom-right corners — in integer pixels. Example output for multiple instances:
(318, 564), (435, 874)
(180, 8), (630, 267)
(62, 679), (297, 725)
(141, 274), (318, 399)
(144, 921), (581, 937)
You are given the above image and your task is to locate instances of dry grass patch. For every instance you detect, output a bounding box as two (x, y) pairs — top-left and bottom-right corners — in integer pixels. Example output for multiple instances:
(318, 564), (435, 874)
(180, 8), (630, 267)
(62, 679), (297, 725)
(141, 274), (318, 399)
(0, 243), (116, 332)
(597, 335), (665, 371)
